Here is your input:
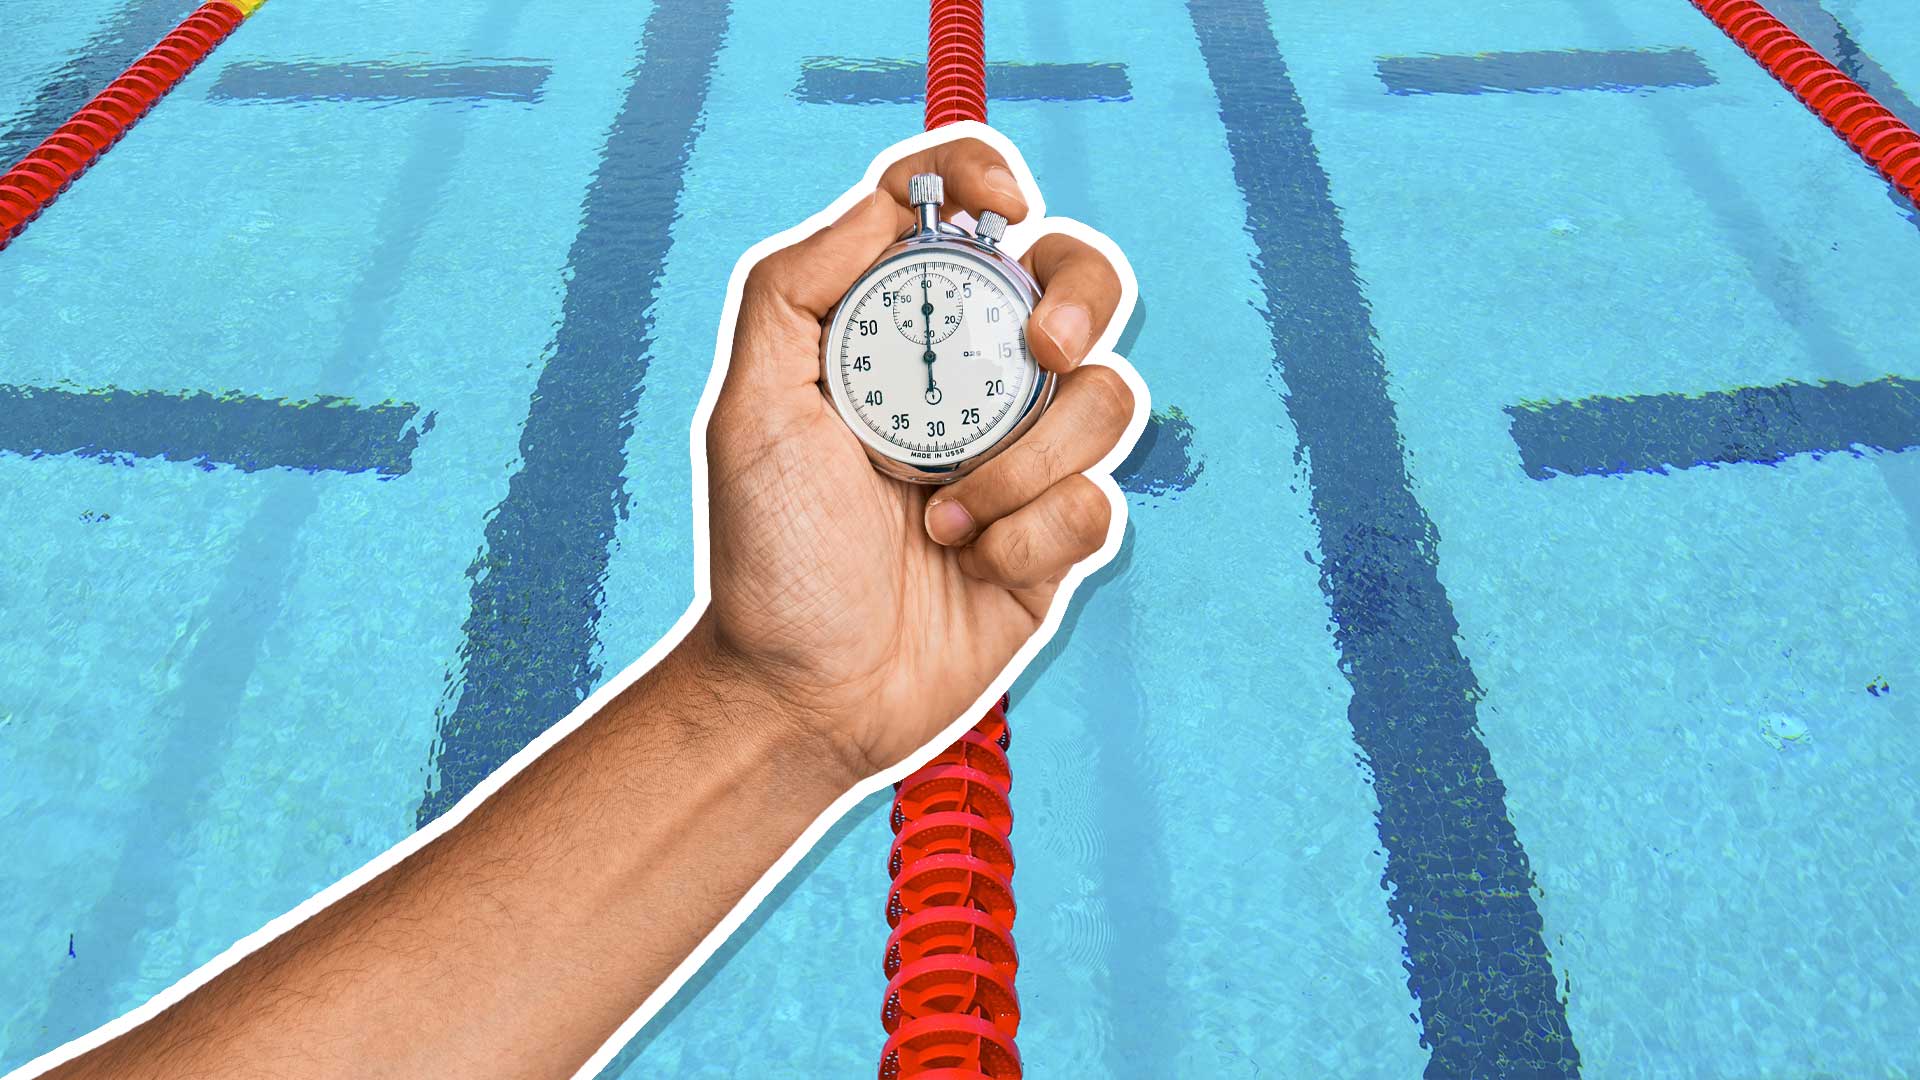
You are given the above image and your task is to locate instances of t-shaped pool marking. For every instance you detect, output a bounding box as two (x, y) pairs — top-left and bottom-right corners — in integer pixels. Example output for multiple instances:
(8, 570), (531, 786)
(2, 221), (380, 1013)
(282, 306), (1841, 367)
(1188, 0), (1582, 1073)
(1507, 377), (1920, 479)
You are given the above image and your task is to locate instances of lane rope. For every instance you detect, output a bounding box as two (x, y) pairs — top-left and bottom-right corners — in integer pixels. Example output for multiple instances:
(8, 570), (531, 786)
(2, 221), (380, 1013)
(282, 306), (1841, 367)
(880, 19), (1019, 1076)
(1690, 0), (1920, 205)
(0, 0), (268, 252)
(882, 699), (1021, 1080)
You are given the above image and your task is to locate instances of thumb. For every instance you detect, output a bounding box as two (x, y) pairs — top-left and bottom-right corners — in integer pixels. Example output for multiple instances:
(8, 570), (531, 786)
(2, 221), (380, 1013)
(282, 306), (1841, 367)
(731, 188), (912, 389)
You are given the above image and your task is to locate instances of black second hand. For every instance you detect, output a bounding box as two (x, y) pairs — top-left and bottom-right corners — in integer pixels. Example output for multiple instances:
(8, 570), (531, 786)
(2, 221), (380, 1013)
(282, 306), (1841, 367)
(921, 274), (937, 398)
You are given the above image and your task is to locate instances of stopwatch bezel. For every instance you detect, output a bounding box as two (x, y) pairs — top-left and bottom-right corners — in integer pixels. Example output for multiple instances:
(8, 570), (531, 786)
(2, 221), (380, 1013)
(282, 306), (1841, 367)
(818, 224), (1054, 485)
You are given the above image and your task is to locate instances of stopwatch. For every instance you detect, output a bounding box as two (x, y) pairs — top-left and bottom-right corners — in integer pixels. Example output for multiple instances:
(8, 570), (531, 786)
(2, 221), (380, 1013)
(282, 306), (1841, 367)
(820, 172), (1054, 484)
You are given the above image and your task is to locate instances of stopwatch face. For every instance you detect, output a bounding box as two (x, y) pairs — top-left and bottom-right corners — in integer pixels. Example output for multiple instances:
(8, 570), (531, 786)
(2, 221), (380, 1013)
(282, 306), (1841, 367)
(824, 250), (1042, 478)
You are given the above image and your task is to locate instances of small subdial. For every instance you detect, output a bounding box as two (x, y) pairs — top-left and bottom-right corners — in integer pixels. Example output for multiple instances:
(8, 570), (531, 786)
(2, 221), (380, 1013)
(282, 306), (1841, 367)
(890, 270), (964, 345)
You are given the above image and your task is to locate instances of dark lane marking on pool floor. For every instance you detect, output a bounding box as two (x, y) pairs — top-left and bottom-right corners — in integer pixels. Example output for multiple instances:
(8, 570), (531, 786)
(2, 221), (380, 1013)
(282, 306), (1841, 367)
(794, 57), (1131, 104)
(22, 0), (544, 1059)
(0, 384), (431, 475)
(417, 0), (732, 825)
(208, 60), (551, 105)
(1115, 408), (1201, 497)
(1378, 47), (1714, 97)
(1188, 1), (1581, 1075)
(1507, 377), (1920, 479)
(0, 0), (198, 166)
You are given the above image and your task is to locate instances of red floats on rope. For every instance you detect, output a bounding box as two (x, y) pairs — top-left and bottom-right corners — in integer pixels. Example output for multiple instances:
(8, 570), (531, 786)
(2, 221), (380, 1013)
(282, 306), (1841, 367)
(887, 852), (1017, 931)
(880, 1015), (1022, 1080)
(921, 729), (1012, 788)
(1690, 0), (1920, 204)
(882, 953), (1021, 1036)
(925, 0), (986, 130)
(885, 906), (1019, 979)
(889, 5), (1005, 1075)
(889, 810), (1015, 882)
(0, 1), (249, 251)
(882, 694), (1017, 1079)
(891, 765), (1013, 835)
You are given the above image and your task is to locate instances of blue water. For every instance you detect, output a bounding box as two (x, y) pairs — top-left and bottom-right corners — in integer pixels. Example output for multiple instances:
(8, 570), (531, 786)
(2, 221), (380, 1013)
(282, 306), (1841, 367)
(3, 0), (1919, 1076)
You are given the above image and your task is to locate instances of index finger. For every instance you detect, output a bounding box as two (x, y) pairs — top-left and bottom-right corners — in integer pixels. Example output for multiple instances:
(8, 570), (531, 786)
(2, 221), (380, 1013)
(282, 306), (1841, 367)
(877, 136), (1030, 225)
(1021, 233), (1124, 373)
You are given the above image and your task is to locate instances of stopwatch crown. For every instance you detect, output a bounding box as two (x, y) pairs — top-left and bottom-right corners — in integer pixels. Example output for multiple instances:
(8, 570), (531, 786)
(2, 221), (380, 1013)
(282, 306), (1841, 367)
(975, 210), (1006, 245)
(908, 173), (944, 209)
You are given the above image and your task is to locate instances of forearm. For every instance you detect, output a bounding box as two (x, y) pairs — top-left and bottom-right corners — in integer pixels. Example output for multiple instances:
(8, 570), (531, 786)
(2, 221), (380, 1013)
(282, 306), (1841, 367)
(48, 622), (859, 1080)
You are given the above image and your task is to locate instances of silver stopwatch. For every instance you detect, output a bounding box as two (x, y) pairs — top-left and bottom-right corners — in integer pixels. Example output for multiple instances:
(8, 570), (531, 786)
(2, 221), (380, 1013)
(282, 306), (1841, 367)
(820, 173), (1054, 484)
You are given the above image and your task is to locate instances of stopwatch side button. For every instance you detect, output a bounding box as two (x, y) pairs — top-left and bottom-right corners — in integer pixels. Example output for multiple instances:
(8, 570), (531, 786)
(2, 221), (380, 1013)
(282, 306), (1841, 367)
(974, 210), (1006, 246)
(909, 172), (945, 209)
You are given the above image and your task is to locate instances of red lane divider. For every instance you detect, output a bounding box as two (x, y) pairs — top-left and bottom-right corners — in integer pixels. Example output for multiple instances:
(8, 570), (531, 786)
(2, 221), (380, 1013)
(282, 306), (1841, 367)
(880, 1015), (1020, 1080)
(1690, 0), (1920, 204)
(885, 907), (1018, 980)
(882, 698), (1020, 1080)
(882, 953), (1022, 1036)
(0, 0), (256, 252)
(885, 4), (1008, 1078)
(890, 765), (1014, 836)
(925, 0), (986, 131)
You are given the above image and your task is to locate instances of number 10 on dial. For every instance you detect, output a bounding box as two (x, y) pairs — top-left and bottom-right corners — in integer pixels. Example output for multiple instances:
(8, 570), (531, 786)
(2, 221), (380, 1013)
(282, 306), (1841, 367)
(820, 173), (1054, 484)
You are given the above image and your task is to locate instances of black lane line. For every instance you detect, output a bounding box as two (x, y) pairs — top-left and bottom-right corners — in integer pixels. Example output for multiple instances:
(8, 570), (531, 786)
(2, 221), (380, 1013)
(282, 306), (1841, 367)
(0, 384), (431, 475)
(23, 0), (542, 1058)
(417, 0), (732, 825)
(1187, 1), (1580, 1075)
(1508, 377), (1920, 479)
(0, 0), (198, 166)
(794, 57), (1131, 104)
(1378, 47), (1713, 97)
(208, 60), (551, 105)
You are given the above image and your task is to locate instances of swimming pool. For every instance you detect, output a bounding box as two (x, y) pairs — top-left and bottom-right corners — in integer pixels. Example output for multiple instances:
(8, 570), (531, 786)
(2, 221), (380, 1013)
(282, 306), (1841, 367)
(3, 0), (1918, 1075)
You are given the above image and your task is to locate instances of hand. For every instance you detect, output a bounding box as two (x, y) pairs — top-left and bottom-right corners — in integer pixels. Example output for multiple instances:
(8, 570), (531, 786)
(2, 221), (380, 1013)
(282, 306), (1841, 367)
(697, 134), (1140, 780)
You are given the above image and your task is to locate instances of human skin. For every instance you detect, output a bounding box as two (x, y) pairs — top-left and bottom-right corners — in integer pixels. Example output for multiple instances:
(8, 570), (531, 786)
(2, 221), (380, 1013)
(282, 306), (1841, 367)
(37, 135), (1136, 1080)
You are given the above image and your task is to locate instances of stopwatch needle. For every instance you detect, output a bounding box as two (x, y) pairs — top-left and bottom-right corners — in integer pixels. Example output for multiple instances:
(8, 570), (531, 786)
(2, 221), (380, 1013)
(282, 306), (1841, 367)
(921, 275), (938, 397)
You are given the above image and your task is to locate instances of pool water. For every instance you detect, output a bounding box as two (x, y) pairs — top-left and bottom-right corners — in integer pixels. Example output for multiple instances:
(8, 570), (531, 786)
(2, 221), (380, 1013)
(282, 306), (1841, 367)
(3, 0), (1919, 1076)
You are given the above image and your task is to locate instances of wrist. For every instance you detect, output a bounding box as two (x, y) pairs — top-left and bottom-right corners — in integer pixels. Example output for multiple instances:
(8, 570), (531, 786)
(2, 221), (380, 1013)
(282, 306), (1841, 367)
(663, 617), (875, 792)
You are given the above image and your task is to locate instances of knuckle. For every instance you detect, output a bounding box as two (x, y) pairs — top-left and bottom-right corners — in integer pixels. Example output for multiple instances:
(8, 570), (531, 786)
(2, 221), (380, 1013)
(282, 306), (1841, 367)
(1081, 367), (1134, 433)
(939, 136), (995, 169)
(1016, 436), (1065, 490)
(1030, 233), (1081, 273)
(991, 525), (1039, 584)
(742, 250), (793, 303)
(741, 262), (777, 305)
(1064, 478), (1111, 549)
(1035, 232), (1084, 259)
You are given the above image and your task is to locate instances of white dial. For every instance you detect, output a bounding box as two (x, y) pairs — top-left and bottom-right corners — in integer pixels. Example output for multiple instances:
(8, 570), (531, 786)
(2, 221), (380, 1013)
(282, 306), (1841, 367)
(829, 254), (1036, 466)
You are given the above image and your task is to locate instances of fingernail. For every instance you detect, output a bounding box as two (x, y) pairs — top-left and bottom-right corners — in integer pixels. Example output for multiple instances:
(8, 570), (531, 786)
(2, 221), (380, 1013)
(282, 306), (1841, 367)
(1040, 303), (1092, 367)
(925, 498), (975, 546)
(983, 166), (1024, 209)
